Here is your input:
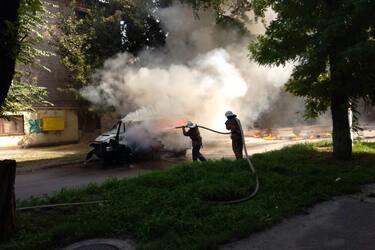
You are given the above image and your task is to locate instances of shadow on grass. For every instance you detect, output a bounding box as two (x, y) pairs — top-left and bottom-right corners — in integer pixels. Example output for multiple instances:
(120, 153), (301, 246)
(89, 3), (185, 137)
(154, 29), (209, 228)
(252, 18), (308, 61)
(2, 142), (375, 250)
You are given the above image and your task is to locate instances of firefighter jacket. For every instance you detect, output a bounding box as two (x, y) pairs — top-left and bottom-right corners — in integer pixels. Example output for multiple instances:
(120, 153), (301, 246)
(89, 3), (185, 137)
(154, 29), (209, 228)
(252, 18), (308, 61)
(225, 117), (242, 140)
(183, 127), (203, 147)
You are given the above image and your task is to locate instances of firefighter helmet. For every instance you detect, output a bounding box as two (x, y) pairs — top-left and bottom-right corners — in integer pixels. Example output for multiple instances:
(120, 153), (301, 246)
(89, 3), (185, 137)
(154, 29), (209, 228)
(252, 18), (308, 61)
(186, 121), (197, 128)
(225, 110), (236, 118)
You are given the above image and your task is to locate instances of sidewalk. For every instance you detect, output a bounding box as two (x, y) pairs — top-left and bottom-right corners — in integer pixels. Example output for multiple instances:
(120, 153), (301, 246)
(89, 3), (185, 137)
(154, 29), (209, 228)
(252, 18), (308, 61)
(221, 184), (375, 250)
(0, 143), (89, 172)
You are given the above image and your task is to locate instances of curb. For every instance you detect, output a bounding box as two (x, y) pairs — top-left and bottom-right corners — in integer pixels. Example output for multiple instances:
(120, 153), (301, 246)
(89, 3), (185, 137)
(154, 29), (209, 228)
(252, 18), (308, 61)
(62, 238), (136, 250)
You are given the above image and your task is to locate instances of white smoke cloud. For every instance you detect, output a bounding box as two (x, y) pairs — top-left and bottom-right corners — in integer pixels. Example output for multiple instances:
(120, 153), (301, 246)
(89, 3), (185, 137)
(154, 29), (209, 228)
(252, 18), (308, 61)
(81, 3), (293, 149)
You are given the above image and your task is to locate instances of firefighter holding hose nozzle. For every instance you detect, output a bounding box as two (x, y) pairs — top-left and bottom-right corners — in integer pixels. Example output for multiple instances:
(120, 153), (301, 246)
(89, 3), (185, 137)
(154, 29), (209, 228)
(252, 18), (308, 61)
(182, 121), (207, 162)
(225, 111), (243, 159)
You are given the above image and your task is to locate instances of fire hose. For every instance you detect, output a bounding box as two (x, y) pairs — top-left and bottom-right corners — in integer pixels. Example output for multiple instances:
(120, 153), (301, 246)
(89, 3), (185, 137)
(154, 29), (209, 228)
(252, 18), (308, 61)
(176, 119), (260, 204)
(19, 121), (257, 211)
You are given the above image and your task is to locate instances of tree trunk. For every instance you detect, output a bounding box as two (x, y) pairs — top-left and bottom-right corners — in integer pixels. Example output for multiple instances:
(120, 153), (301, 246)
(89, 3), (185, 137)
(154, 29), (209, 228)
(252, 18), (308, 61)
(327, 10), (353, 160)
(0, 160), (16, 242)
(0, 0), (21, 106)
(331, 92), (352, 160)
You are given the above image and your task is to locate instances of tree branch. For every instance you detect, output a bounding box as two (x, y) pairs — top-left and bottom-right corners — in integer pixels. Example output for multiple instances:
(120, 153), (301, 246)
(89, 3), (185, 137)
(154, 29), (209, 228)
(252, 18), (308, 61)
(19, 34), (28, 43)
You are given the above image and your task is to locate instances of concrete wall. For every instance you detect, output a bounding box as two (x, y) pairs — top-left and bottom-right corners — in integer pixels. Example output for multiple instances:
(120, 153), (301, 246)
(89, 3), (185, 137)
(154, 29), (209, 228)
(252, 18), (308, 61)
(0, 109), (79, 148)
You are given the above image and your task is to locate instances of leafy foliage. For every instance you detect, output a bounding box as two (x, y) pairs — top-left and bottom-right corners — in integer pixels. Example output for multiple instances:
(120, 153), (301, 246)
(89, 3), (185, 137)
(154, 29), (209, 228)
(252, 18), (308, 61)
(53, 7), (91, 99)
(53, 0), (252, 115)
(248, 0), (375, 158)
(54, 0), (166, 101)
(181, 0), (252, 17)
(1, 0), (52, 117)
(0, 74), (49, 116)
(249, 0), (375, 119)
(17, 0), (50, 66)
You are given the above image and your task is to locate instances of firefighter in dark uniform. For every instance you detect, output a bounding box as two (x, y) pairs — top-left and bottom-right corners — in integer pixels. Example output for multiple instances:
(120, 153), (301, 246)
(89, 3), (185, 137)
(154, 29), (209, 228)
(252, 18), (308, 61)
(225, 111), (243, 159)
(182, 121), (207, 161)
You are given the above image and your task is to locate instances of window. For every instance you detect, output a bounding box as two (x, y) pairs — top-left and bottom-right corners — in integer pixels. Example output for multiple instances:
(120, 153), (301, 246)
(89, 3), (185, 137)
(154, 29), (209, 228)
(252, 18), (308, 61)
(0, 116), (25, 136)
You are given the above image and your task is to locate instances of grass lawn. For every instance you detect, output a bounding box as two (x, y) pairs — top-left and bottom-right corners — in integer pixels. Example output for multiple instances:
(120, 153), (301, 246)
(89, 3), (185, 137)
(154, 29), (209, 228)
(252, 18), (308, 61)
(2, 142), (375, 250)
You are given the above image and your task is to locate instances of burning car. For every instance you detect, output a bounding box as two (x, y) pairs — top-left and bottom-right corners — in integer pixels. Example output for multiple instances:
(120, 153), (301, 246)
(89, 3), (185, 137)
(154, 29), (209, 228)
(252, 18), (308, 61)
(85, 117), (190, 163)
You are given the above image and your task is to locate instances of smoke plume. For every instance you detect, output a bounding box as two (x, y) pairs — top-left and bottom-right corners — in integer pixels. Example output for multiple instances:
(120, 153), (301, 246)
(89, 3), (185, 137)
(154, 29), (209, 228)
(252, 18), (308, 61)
(81, 3), (294, 150)
(82, 4), (292, 125)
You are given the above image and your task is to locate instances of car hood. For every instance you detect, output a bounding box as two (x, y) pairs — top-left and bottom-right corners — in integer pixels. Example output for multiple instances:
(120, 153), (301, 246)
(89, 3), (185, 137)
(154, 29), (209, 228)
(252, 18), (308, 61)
(95, 132), (116, 143)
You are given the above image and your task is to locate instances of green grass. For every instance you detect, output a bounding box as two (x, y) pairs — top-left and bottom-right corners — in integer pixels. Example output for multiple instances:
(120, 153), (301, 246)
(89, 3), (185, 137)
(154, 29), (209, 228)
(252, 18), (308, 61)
(2, 142), (375, 250)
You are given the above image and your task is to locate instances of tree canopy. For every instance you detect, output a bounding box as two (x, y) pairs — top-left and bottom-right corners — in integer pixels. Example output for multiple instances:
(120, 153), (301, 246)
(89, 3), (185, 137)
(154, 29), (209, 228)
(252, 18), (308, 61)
(249, 0), (375, 159)
(0, 0), (21, 108)
(181, 0), (251, 17)
(250, 0), (375, 116)
(54, 0), (166, 103)
(54, 0), (248, 98)
(180, 0), (375, 159)
(0, 0), (50, 117)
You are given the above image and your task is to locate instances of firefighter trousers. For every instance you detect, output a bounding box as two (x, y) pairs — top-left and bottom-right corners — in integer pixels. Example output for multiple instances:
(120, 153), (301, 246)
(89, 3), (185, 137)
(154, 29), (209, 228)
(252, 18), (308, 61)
(192, 145), (206, 161)
(232, 138), (243, 159)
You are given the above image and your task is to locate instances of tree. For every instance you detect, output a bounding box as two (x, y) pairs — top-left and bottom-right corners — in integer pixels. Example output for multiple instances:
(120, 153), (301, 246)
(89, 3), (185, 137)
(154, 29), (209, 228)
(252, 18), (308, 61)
(1, 0), (50, 117)
(0, 78), (49, 117)
(249, 0), (375, 160)
(54, 0), (166, 112)
(55, 0), (249, 98)
(0, 0), (21, 106)
(53, 8), (91, 101)
(180, 0), (251, 17)
(177, 0), (375, 159)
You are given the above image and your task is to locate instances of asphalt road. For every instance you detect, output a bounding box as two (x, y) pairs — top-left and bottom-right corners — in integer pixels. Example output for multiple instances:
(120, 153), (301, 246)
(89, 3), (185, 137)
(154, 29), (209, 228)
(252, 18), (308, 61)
(15, 160), (176, 200)
(15, 137), (304, 200)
